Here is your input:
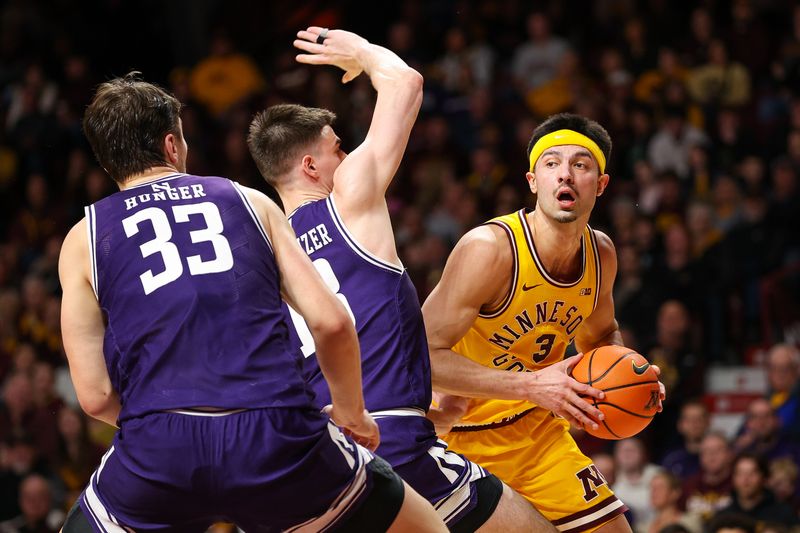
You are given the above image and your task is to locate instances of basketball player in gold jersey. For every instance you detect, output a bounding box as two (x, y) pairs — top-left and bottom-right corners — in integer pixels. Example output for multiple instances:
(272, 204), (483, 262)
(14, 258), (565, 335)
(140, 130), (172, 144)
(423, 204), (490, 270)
(422, 113), (665, 533)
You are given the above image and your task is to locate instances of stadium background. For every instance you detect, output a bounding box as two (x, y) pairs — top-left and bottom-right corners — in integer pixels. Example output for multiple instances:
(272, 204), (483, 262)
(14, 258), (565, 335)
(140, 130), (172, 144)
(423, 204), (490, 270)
(1, 0), (799, 530)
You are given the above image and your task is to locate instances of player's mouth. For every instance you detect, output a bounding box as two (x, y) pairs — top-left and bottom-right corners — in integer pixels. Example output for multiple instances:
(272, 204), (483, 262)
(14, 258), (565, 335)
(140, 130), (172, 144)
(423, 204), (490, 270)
(556, 188), (577, 208)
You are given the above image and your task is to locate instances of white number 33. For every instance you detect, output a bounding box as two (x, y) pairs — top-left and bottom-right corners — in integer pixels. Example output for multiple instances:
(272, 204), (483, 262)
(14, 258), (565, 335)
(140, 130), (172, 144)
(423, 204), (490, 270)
(122, 203), (233, 294)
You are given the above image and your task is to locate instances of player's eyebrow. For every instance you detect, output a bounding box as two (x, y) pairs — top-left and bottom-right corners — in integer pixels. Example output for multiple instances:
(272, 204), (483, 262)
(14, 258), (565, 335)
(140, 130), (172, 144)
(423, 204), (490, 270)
(540, 149), (562, 158)
(541, 149), (595, 161)
(571, 149), (593, 160)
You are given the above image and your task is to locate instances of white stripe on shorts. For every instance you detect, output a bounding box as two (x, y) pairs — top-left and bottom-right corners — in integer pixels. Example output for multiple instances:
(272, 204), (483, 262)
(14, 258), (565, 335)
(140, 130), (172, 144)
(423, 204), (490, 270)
(164, 408), (247, 417)
(555, 498), (626, 532)
(370, 407), (426, 418)
(369, 407), (491, 525)
(433, 450), (488, 524)
(82, 446), (129, 533)
(286, 423), (373, 533)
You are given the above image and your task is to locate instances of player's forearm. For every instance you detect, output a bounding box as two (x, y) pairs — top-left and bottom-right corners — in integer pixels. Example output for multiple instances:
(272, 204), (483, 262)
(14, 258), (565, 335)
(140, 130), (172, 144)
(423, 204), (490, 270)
(575, 323), (624, 354)
(430, 348), (531, 400)
(313, 323), (366, 418)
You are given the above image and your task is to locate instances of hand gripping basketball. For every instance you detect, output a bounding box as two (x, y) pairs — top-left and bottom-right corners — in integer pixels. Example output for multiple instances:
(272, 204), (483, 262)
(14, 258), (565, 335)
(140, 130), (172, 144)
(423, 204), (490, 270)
(569, 345), (662, 439)
(524, 354), (606, 431)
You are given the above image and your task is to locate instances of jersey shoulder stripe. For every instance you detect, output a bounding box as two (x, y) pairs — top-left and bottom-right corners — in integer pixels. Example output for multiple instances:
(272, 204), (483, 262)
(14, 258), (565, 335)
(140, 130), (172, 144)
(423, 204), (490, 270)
(84, 204), (99, 299)
(478, 219), (518, 319)
(231, 181), (273, 253)
(325, 195), (403, 274)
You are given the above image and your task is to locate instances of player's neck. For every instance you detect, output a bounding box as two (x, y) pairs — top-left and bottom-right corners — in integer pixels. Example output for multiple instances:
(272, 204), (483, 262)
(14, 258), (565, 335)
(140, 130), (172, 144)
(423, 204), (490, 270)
(279, 187), (329, 215)
(528, 209), (585, 277)
(279, 191), (329, 215)
(119, 166), (183, 190)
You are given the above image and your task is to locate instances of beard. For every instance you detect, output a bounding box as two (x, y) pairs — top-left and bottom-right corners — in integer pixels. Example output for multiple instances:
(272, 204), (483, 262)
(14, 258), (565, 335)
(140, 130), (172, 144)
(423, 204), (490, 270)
(554, 211), (579, 223)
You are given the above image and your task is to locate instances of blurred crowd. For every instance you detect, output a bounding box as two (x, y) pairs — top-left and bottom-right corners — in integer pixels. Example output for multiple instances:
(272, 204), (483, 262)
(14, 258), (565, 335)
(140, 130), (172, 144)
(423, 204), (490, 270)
(1, 0), (799, 531)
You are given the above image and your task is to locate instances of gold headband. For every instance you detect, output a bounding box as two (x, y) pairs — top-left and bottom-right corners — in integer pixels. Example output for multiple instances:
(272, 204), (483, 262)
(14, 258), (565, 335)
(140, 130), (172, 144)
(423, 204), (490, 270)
(528, 129), (606, 174)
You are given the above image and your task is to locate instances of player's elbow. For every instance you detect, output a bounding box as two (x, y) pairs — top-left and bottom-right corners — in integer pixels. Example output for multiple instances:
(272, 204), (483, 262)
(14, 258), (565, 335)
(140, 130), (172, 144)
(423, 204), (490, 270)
(385, 66), (422, 102)
(403, 68), (424, 91)
(402, 69), (424, 103)
(309, 303), (355, 343)
(77, 389), (114, 420)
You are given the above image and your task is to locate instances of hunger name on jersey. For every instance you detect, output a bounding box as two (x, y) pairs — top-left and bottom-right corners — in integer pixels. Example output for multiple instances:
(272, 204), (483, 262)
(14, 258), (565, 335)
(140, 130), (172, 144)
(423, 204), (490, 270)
(123, 181), (207, 210)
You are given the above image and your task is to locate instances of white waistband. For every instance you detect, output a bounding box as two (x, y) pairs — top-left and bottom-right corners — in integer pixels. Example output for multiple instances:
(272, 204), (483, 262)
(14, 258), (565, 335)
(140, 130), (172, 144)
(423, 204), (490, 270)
(164, 408), (247, 417)
(370, 407), (426, 418)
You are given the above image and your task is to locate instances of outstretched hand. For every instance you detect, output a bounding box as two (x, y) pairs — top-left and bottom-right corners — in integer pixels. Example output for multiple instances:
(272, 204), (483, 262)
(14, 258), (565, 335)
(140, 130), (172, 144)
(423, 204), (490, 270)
(525, 353), (606, 430)
(294, 27), (367, 83)
(323, 404), (380, 451)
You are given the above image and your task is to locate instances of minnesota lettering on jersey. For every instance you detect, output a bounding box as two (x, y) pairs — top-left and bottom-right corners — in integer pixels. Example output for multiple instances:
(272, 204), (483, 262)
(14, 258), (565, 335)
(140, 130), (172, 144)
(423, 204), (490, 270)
(486, 301), (584, 351)
(124, 182), (207, 210)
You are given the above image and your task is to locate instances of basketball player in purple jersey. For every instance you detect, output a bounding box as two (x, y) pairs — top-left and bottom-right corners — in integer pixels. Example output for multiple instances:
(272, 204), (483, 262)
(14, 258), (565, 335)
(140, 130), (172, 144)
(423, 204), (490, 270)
(58, 73), (447, 532)
(248, 28), (555, 532)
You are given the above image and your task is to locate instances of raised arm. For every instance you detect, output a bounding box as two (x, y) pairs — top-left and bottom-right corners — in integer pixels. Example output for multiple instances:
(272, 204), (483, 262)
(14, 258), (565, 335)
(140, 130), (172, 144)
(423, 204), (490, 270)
(294, 27), (423, 210)
(423, 225), (606, 429)
(241, 186), (379, 450)
(59, 220), (121, 427)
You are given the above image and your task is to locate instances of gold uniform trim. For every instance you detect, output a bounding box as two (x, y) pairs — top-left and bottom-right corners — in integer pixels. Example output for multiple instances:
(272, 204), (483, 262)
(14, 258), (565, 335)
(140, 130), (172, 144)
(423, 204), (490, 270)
(478, 220), (518, 319)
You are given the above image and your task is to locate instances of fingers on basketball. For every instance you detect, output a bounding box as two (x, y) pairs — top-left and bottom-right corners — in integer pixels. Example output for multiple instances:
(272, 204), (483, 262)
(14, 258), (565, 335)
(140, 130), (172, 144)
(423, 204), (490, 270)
(569, 345), (660, 440)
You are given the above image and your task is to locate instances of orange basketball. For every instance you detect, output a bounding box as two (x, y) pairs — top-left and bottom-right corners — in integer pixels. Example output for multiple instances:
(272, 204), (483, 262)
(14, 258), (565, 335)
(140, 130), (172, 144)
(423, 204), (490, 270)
(569, 345), (660, 440)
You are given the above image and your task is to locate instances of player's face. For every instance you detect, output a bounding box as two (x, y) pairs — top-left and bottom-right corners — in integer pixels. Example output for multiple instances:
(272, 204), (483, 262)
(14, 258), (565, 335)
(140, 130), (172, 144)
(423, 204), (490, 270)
(527, 144), (609, 223)
(315, 125), (346, 188)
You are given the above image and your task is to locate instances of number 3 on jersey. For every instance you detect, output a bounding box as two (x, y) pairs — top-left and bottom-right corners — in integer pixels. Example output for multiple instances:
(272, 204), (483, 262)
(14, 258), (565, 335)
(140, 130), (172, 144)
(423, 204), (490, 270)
(122, 203), (233, 294)
(288, 258), (355, 358)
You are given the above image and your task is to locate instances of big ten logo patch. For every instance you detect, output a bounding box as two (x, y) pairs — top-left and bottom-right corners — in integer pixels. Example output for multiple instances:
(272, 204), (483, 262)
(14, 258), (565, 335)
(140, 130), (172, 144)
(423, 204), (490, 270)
(575, 464), (607, 502)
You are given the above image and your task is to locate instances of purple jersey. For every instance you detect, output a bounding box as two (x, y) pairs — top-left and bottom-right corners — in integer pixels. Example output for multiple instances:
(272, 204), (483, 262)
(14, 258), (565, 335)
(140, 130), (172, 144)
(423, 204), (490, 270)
(286, 196), (431, 412)
(86, 174), (313, 422)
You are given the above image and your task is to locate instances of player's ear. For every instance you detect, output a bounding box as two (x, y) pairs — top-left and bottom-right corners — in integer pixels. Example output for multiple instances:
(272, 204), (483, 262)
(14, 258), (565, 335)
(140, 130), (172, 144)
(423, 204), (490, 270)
(164, 133), (180, 165)
(301, 154), (319, 180)
(526, 171), (537, 194)
(596, 173), (610, 197)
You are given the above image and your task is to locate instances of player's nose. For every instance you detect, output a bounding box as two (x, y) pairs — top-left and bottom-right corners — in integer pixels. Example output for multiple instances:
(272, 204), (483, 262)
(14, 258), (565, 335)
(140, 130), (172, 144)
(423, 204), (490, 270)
(557, 165), (574, 183)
